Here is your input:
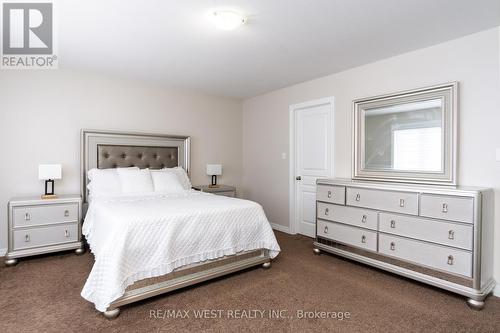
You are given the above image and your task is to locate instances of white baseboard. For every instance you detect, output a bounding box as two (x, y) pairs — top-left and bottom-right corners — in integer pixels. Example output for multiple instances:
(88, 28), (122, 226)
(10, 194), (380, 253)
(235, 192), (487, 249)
(0, 248), (6, 257)
(494, 284), (500, 297)
(270, 222), (293, 235)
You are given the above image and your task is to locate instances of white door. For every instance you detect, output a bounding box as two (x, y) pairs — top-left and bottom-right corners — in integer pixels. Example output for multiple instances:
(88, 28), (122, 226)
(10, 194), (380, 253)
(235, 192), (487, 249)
(290, 98), (334, 237)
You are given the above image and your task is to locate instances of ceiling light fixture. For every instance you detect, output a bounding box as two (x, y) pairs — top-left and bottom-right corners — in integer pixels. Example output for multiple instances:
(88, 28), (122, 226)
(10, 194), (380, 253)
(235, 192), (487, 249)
(210, 10), (246, 31)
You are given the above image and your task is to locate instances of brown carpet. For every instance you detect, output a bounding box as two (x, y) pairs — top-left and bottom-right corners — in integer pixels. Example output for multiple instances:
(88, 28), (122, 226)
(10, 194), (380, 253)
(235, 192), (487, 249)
(1, 232), (499, 333)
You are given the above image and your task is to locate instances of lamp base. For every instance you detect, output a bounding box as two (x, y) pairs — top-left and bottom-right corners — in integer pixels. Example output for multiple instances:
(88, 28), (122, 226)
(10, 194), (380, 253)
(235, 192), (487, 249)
(208, 184), (220, 188)
(41, 194), (58, 200)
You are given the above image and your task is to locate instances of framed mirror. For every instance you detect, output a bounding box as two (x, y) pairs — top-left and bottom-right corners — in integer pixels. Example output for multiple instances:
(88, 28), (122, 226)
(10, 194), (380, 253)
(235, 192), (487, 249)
(353, 82), (457, 185)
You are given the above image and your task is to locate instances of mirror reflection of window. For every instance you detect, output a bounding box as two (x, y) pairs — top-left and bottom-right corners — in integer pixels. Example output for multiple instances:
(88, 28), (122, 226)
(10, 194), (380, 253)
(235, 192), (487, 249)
(364, 98), (443, 172)
(393, 127), (442, 171)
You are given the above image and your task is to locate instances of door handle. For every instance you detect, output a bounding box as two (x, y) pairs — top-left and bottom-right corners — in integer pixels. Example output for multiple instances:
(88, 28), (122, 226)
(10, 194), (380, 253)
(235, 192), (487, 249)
(296, 176), (301, 181)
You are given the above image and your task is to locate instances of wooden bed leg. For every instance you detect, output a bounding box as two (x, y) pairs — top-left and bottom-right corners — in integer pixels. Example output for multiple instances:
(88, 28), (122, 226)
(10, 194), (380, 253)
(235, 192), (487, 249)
(262, 262), (271, 269)
(103, 308), (120, 319)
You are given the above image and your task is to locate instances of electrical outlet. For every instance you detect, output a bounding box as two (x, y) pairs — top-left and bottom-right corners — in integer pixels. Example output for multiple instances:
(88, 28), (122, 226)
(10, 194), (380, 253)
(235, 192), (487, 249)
(281, 152), (287, 160)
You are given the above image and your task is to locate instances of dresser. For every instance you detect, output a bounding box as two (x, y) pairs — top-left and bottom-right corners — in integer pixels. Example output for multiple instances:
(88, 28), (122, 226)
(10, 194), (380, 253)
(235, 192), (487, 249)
(5, 195), (84, 266)
(313, 178), (495, 309)
(192, 185), (236, 197)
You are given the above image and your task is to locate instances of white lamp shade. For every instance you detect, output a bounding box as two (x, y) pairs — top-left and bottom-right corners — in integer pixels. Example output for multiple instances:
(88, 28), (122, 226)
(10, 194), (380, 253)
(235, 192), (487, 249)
(206, 164), (222, 176)
(38, 164), (62, 180)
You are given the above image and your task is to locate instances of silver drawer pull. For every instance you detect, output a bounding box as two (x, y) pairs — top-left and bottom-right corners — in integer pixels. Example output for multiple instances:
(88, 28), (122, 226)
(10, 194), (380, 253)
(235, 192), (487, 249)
(442, 203), (448, 213)
(64, 229), (69, 237)
(324, 226), (328, 234)
(24, 212), (31, 221)
(399, 199), (405, 207)
(361, 235), (366, 244)
(25, 234), (30, 242)
(447, 255), (454, 265)
(448, 230), (455, 240)
(324, 208), (329, 216)
(355, 194), (361, 201)
(64, 210), (69, 217)
(390, 242), (395, 251)
(361, 215), (367, 223)
(390, 220), (396, 228)
(327, 190), (332, 198)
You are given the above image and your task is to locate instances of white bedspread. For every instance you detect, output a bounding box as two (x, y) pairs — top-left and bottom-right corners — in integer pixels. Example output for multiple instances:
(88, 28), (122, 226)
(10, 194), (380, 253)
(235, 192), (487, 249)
(81, 191), (281, 312)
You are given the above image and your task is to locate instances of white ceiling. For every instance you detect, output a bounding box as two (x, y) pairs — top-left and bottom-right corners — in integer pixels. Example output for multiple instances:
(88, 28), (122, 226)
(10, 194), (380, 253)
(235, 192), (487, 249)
(59, 0), (500, 98)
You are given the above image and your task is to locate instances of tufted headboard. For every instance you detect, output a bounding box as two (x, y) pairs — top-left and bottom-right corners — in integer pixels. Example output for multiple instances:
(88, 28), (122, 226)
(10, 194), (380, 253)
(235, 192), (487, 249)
(81, 129), (190, 206)
(97, 145), (179, 170)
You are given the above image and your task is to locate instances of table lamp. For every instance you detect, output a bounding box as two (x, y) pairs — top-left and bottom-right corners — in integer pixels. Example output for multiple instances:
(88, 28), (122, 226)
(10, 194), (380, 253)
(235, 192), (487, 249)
(206, 164), (222, 188)
(39, 164), (62, 199)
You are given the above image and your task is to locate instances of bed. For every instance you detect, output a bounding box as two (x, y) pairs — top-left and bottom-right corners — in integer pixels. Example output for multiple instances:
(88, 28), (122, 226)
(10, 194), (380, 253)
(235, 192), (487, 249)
(80, 130), (280, 319)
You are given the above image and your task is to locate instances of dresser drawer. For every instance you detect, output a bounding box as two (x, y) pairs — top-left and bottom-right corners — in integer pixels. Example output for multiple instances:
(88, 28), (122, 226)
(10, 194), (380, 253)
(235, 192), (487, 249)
(13, 223), (78, 251)
(317, 220), (377, 252)
(379, 213), (473, 250)
(378, 234), (472, 277)
(13, 203), (79, 228)
(317, 185), (345, 205)
(346, 187), (418, 215)
(317, 203), (377, 230)
(420, 194), (474, 224)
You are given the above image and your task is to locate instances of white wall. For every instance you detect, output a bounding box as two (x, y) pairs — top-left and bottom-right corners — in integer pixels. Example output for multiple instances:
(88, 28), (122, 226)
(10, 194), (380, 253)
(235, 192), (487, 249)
(242, 28), (500, 281)
(0, 70), (243, 253)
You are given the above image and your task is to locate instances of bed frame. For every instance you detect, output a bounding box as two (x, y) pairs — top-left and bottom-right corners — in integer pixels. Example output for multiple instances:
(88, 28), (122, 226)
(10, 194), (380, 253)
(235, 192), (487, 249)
(81, 129), (272, 319)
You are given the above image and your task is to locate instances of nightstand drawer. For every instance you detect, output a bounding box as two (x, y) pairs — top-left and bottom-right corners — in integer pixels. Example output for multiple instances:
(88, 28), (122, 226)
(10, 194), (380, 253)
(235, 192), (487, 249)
(13, 223), (78, 250)
(13, 203), (79, 228)
(192, 185), (236, 197)
(216, 191), (235, 197)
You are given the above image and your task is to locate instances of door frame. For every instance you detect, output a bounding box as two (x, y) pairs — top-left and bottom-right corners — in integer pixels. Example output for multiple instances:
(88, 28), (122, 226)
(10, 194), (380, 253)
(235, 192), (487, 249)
(289, 97), (335, 235)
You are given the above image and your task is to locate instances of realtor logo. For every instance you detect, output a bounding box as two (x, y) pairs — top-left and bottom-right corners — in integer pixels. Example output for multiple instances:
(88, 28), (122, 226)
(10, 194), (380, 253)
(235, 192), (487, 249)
(1, 1), (57, 69)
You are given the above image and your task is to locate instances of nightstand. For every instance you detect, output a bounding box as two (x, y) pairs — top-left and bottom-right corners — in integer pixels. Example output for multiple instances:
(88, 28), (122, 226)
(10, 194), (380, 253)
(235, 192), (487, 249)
(192, 185), (236, 197)
(5, 194), (84, 266)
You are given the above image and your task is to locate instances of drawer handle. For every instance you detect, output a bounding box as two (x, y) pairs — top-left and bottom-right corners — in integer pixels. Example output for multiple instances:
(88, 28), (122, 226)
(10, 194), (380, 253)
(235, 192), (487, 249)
(442, 203), (448, 213)
(25, 234), (30, 242)
(327, 190), (332, 198)
(361, 235), (366, 244)
(324, 208), (329, 216)
(324, 226), (328, 234)
(355, 194), (361, 201)
(64, 210), (69, 217)
(390, 220), (396, 228)
(64, 229), (69, 237)
(447, 255), (454, 265)
(24, 212), (31, 221)
(399, 199), (405, 207)
(448, 230), (455, 240)
(390, 242), (395, 251)
(361, 215), (367, 223)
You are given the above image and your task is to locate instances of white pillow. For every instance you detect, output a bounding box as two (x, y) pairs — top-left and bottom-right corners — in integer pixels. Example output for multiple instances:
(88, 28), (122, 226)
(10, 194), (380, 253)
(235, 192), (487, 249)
(170, 167), (192, 190)
(117, 168), (154, 193)
(87, 167), (138, 196)
(150, 170), (185, 193)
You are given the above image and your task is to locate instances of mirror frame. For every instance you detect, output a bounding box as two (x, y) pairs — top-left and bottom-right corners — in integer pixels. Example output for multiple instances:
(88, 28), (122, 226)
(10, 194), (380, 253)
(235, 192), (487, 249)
(353, 82), (458, 185)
